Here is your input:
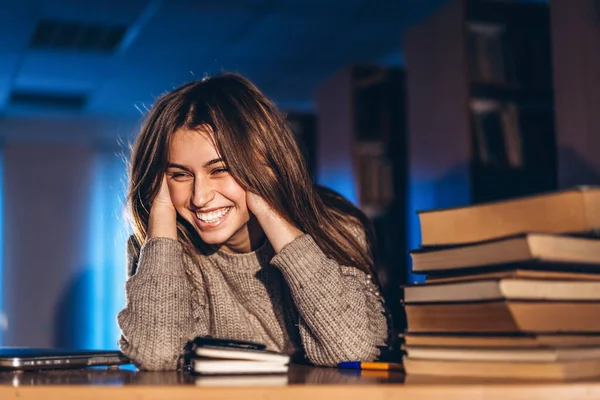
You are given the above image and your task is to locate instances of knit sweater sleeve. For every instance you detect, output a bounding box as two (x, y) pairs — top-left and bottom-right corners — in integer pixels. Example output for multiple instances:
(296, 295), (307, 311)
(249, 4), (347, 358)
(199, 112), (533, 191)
(269, 233), (388, 367)
(117, 237), (209, 371)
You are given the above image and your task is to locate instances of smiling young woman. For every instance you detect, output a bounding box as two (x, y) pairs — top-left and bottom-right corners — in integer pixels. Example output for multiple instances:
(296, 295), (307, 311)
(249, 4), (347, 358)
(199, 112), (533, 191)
(118, 73), (390, 371)
(163, 127), (268, 253)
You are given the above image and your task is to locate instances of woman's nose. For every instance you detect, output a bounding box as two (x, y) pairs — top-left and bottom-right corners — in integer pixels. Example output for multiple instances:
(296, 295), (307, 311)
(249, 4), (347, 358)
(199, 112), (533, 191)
(191, 179), (215, 208)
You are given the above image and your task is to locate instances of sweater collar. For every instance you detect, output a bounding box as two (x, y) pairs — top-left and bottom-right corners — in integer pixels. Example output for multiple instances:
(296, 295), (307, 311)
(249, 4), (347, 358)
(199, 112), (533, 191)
(206, 239), (275, 274)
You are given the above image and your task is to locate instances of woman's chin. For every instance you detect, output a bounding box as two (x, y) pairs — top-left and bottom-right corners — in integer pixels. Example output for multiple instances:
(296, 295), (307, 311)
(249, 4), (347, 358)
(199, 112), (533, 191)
(197, 232), (229, 247)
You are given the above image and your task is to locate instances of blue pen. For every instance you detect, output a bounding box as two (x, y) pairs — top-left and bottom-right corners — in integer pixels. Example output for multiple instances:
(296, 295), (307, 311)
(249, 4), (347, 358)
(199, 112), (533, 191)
(337, 361), (362, 369)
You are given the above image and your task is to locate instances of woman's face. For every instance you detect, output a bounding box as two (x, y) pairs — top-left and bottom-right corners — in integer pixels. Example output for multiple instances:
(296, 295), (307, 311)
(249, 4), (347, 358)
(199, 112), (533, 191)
(166, 126), (260, 253)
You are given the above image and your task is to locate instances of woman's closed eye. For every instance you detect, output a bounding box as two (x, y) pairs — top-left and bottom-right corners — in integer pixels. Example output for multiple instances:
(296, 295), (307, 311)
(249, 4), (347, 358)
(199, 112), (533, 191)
(167, 171), (192, 181)
(211, 167), (229, 175)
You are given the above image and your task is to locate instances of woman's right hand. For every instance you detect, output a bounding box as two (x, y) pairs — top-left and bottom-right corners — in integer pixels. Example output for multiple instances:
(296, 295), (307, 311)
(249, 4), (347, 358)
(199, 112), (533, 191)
(147, 175), (178, 240)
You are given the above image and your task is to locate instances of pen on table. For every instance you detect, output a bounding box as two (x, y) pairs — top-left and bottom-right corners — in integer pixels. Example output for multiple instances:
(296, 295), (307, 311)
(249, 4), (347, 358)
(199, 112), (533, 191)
(337, 361), (404, 371)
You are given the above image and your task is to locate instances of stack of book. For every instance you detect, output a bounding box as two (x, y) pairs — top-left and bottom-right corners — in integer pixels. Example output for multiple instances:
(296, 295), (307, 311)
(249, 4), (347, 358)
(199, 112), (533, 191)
(402, 187), (600, 380)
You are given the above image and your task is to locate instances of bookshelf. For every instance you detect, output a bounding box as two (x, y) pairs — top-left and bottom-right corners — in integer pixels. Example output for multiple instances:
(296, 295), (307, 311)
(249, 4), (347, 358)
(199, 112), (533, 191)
(550, 0), (600, 188)
(404, 0), (557, 216)
(316, 66), (405, 216)
(316, 65), (408, 336)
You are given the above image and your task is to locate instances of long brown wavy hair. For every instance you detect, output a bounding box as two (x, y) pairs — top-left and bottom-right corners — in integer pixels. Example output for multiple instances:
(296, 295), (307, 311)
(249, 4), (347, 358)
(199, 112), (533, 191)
(127, 73), (378, 276)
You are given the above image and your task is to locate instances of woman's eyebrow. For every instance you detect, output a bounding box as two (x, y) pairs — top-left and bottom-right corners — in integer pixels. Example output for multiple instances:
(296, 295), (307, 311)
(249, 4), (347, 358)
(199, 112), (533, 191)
(202, 158), (224, 168)
(166, 163), (191, 171)
(166, 159), (224, 171)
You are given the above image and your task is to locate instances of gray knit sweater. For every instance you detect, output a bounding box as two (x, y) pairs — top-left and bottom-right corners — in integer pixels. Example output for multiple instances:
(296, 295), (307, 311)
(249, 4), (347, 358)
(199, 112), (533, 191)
(117, 233), (389, 371)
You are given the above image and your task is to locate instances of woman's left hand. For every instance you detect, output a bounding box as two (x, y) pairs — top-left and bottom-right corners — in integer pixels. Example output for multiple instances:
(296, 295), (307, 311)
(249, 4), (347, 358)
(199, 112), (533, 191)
(246, 190), (304, 253)
(246, 191), (276, 220)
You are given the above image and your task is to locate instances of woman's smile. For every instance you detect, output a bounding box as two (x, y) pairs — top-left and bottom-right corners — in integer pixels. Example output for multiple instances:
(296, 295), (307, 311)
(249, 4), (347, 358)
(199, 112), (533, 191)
(194, 206), (232, 227)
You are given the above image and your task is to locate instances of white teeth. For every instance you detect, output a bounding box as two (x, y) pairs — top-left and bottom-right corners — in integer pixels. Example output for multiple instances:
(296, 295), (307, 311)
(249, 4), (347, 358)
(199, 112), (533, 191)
(196, 207), (230, 222)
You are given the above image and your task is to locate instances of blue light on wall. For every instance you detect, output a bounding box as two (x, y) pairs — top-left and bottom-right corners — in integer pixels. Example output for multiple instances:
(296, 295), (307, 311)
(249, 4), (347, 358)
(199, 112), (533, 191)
(407, 169), (471, 283)
(87, 148), (129, 350)
(317, 166), (358, 206)
(407, 180), (438, 284)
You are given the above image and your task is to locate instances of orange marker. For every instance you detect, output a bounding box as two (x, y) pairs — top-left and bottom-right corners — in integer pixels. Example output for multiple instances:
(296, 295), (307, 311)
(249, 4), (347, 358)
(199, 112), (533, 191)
(338, 361), (403, 371)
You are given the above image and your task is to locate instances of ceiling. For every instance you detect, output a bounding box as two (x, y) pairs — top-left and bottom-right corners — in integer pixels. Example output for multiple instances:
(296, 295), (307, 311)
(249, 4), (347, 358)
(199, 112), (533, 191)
(0, 0), (451, 118)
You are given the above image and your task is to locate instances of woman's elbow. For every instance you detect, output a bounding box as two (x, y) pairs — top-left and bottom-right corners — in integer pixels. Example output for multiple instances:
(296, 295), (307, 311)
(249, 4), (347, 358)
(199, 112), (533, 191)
(130, 351), (180, 371)
(119, 339), (180, 371)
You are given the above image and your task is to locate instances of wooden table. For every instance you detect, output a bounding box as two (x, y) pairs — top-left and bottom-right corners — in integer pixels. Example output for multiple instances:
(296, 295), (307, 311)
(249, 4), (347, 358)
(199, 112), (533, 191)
(1, 364), (600, 399)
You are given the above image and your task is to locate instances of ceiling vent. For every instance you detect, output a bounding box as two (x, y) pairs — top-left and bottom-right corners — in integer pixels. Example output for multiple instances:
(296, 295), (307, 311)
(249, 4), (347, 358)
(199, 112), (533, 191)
(8, 90), (88, 111)
(29, 19), (127, 53)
